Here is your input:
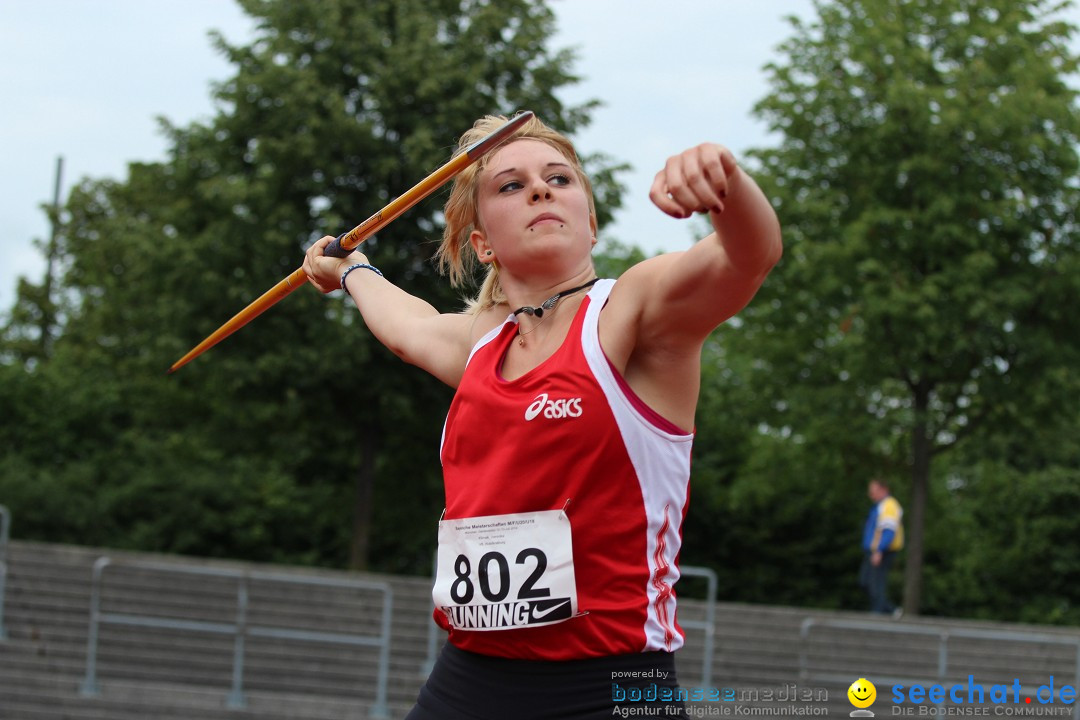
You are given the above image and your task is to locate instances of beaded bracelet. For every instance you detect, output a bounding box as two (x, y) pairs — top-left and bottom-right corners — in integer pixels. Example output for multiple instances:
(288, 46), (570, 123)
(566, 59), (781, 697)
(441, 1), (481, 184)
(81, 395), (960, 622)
(340, 263), (384, 291)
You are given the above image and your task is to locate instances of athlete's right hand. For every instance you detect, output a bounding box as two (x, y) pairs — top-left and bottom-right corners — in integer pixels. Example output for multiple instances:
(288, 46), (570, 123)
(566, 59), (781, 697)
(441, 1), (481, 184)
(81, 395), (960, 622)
(303, 236), (370, 294)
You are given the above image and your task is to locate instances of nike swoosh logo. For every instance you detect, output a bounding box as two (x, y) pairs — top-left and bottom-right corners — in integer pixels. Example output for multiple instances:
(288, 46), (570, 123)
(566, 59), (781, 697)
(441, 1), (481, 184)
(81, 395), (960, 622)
(531, 599), (570, 621)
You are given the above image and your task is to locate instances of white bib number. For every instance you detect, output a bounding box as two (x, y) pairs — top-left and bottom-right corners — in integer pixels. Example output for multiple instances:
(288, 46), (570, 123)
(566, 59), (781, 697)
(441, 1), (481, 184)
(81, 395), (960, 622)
(433, 509), (578, 631)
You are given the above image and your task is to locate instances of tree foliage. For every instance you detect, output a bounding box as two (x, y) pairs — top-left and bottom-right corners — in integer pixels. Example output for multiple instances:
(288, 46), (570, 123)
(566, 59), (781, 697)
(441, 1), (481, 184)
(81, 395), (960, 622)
(0, 0), (623, 572)
(3, 0), (1079, 625)
(727, 0), (1080, 614)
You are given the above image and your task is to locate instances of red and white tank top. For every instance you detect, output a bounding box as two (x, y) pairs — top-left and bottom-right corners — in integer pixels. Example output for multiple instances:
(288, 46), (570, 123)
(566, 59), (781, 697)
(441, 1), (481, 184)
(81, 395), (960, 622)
(436, 279), (694, 660)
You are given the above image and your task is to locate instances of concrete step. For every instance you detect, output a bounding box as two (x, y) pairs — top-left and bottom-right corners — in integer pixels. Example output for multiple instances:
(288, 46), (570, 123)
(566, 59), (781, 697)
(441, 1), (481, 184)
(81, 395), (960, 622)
(5, 538), (1080, 720)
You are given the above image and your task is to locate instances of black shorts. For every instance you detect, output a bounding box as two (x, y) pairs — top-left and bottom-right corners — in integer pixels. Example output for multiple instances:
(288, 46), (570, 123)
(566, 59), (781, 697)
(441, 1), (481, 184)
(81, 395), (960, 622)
(405, 643), (688, 720)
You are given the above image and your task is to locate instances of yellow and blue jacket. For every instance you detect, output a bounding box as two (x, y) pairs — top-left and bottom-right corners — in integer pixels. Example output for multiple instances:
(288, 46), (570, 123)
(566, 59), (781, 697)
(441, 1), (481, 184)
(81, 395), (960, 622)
(863, 496), (904, 553)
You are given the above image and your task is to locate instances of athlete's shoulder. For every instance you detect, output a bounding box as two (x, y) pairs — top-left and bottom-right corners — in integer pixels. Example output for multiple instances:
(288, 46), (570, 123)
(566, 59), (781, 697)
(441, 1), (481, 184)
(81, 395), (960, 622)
(462, 304), (511, 346)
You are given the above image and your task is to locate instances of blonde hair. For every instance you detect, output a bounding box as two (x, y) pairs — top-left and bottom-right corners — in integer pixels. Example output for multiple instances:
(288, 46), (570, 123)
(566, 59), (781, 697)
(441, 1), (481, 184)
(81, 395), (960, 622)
(436, 114), (598, 314)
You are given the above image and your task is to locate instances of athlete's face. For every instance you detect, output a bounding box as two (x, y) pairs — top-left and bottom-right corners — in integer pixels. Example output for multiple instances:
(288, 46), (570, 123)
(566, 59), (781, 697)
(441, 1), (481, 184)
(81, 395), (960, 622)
(470, 139), (594, 270)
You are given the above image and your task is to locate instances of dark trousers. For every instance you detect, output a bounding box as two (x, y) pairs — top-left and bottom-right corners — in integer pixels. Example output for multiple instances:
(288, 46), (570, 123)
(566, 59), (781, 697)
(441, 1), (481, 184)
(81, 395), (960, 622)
(859, 550), (897, 614)
(405, 643), (687, 720)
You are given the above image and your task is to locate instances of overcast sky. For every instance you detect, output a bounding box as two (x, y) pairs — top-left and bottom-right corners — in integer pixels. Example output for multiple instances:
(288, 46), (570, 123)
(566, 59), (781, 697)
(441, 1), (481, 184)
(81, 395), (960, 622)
(2, 0), (1077, 312)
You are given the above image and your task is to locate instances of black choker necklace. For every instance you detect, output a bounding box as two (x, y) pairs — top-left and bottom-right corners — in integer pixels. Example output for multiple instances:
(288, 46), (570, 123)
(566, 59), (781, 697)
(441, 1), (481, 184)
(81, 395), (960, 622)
(512, 278), (600, 319)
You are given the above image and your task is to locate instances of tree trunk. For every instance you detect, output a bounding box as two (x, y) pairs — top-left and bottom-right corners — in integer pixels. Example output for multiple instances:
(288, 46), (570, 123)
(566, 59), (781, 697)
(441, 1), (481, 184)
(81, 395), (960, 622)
(903, 381), (933, 615)
(349, 427), (379, 571)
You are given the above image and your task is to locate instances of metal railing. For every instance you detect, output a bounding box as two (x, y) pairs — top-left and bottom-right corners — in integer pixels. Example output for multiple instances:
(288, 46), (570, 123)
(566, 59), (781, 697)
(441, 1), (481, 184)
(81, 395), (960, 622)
(679, 565), (718, 687)
(80, 556), (393, 718)
(421, 551), (440, 677)
(0, 504), (9, 640)
(800, 617), (1080, 718)
(420, 560), (717, 686)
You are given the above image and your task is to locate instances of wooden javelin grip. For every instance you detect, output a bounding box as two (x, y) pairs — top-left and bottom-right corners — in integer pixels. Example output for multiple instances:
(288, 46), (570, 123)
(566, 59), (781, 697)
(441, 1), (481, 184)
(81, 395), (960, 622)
(168, 111), (534, 374)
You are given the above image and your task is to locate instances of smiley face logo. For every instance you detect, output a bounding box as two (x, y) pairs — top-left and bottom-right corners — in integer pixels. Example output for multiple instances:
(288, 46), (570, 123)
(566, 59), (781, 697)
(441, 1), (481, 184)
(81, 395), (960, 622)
(848, 677), (877, 709)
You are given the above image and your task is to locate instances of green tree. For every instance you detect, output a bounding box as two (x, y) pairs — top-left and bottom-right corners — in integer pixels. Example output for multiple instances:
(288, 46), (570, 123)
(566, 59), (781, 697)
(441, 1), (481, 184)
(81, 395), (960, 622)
(742, 0), (1080, 614)
(0, 0), (624, 572)
(924, 462), (1080, 624)
(1, 157), (65, 368)
(921, 397), (1080, 622)
(685, 326), (874, 609)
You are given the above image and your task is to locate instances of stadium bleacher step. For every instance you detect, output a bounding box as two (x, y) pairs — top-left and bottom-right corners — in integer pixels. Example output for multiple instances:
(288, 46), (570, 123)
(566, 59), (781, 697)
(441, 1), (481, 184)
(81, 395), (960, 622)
(2, 539), (1079, 720)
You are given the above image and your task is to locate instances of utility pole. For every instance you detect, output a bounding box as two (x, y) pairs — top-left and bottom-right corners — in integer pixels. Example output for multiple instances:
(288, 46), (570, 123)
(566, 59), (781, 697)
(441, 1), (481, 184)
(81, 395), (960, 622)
(39, 156), (63, 356)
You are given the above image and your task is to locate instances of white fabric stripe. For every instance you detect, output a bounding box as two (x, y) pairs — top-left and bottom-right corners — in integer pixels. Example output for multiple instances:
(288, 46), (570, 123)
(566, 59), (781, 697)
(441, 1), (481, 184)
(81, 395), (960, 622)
(581, 280), (694, 652)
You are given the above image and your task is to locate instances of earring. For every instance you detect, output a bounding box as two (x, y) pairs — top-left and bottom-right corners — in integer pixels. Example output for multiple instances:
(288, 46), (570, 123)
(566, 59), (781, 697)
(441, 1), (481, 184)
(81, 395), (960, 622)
(485, 250), (493, 256)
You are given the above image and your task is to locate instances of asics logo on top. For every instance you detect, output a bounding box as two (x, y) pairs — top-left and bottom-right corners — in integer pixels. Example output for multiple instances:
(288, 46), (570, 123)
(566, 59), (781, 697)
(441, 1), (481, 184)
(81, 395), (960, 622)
(525, 393), (583, 421)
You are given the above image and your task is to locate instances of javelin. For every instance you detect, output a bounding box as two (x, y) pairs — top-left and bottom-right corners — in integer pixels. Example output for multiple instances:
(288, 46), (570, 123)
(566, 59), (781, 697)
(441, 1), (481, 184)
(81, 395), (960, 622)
(168, 111), (534, 374)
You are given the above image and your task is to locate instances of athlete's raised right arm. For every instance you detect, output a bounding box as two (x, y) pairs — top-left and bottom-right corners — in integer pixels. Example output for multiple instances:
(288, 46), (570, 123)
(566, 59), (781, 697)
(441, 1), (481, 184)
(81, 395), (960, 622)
(303, 235), (478, 388)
